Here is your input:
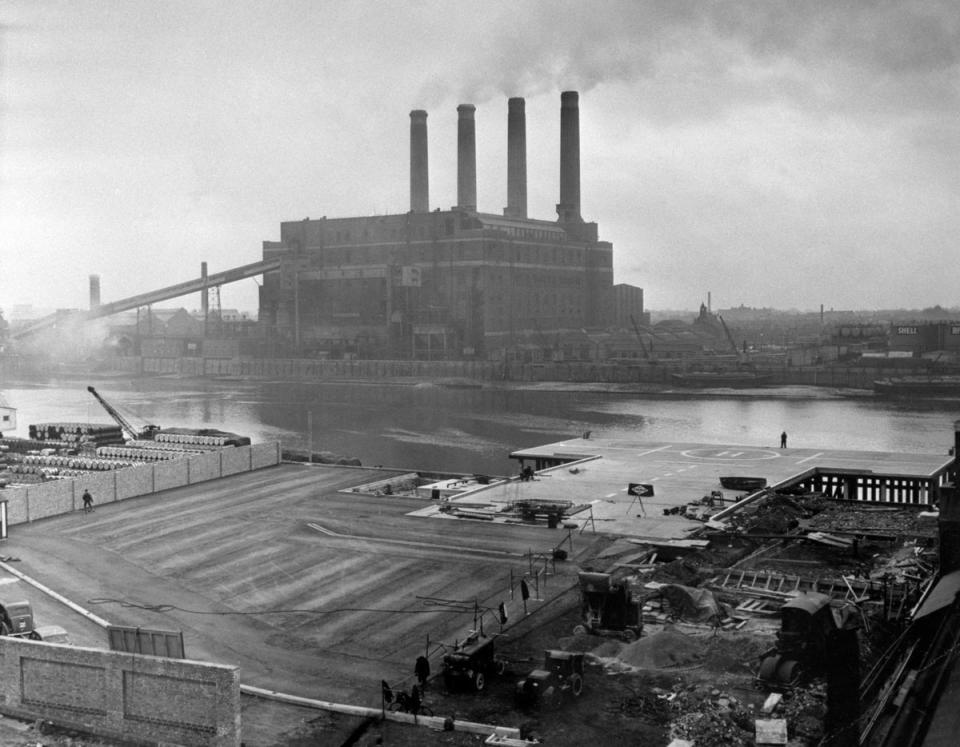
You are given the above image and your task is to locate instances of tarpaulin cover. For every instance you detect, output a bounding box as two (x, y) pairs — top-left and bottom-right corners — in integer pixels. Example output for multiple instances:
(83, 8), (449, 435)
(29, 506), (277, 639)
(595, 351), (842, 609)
(660, 584), (723, 622)
(914, 569), (960, 621)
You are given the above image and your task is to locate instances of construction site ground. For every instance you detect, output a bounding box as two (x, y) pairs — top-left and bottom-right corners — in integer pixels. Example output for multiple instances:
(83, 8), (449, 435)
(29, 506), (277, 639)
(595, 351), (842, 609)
(0, 456), (940, 746)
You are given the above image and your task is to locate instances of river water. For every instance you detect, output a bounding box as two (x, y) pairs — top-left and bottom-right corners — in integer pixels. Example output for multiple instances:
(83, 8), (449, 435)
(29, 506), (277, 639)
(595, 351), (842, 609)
(2, 379), (959, 476)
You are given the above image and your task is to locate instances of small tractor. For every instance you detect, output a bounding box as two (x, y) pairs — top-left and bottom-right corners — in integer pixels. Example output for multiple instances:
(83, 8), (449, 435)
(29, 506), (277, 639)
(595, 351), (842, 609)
(756, 591), (862, 690)
(573, 571), (643, 641)
(1, 600), (40, 638)
(515, 650), (585, 708)
(442, 632), (506, 692)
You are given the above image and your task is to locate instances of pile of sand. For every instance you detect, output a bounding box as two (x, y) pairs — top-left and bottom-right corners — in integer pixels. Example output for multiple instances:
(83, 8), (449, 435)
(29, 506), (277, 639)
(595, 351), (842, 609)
(618, 629), (705, 669)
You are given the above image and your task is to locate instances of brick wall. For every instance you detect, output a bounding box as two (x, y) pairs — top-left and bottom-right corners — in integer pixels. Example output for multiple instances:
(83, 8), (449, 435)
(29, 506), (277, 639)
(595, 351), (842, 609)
(221, 446), (252, 476)
(188, 451), (221, 484)
(0, 443), (281, 527)
(0, 637), (240, 746)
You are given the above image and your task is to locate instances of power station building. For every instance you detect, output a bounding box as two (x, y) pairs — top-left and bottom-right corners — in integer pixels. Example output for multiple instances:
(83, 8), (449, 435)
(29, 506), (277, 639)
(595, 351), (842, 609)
(258, 91), (636, 361)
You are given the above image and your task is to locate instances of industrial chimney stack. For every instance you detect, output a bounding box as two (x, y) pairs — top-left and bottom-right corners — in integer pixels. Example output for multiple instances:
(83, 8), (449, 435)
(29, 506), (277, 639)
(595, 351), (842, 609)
(557, 90), (582, 224)
(410, 110), (429, 213)
(456, 104), (477, 211)
(89, 274), (101, 309)
(505, 97), (527, 218)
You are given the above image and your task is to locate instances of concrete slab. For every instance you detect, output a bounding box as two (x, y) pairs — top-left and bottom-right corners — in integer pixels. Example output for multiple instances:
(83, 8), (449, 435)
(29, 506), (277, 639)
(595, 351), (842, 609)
(422, 437), (952, 542)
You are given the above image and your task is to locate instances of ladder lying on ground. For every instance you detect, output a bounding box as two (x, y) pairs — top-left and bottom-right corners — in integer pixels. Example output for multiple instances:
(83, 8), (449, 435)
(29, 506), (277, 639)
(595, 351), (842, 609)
(708, 569), (878, 604)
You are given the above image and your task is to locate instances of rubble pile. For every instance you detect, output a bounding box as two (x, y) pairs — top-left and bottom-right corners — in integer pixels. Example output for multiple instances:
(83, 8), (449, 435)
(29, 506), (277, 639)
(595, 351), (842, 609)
(665, 682), (828, 746)
(800, 504), (938, 538)
(725, 492), (828, 534)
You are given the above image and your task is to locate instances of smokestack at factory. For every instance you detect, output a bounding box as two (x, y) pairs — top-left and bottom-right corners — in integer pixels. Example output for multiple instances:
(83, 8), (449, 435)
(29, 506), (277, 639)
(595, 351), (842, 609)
(505, 97), (527, 218)
(456, 104), (477, 211)
(557, 90), (582, 223)
(410, 110), (429, 213)
(201, 261), (209, 319)
(88, 274), (101, 309)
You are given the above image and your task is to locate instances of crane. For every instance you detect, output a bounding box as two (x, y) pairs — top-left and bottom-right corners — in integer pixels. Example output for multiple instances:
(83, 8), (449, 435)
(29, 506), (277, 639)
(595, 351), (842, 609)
(629, 315), (652, 360)
(717, 315), (751, 367)
(87, 386), (161, 441)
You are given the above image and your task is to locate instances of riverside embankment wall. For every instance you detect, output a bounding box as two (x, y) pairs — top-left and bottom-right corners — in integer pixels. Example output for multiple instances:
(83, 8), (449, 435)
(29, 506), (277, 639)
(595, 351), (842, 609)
(95, 355), (937, 390)
(0, 442), (282, 525)
(0, 637), (240, 746)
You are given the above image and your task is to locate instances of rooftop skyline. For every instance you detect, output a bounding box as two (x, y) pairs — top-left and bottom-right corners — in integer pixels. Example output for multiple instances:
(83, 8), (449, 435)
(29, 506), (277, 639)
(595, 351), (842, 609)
(1, 1), (957, 314)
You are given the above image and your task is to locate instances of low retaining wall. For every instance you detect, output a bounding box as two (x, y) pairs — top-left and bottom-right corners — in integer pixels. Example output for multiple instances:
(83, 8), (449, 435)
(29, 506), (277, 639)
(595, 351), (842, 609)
(0, 637), (240, 746)
(0, 442), (282, 526)
(98, 354), (940, 390)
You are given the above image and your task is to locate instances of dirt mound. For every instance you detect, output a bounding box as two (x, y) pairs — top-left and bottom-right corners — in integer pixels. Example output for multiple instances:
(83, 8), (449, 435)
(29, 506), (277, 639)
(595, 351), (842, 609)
(590, 639), (624, 658)
(619, 628), (705, 669)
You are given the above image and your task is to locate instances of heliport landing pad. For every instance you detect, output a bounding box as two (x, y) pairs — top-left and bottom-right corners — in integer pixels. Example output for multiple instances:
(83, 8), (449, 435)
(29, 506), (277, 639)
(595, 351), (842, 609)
(412, 437), (952, 541)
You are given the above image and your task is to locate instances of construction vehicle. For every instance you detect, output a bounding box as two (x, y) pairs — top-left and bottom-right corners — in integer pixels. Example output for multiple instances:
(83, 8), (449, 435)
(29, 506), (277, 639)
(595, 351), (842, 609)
(573, 571), (643, 641)
(87, 386), (161, 442)
(756, 591), (862, 690)
(87, 386), (250, 446)
(0, 599), (45, 639)
(442, 632), (506, 692)
(515, 650), (585, 708)
(0, 599), (70, 644)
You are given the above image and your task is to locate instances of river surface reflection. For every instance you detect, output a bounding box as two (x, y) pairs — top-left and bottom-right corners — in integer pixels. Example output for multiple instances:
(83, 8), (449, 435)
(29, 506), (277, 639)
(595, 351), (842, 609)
(3, 379), (959, 476)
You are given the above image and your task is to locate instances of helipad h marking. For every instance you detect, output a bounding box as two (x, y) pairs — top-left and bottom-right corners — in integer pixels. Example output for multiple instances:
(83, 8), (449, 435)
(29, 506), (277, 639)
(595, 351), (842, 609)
(681, 448), (779, 461)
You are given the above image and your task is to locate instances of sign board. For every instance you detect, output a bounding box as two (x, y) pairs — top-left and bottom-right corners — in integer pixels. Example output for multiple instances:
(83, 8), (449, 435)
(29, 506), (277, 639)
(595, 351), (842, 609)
(401, 266), (422, 287)
(755, 719), (788, 745)
(0, 501), (7, 541)
(108, 625), (185, 659)
(628, 483), (654, 497)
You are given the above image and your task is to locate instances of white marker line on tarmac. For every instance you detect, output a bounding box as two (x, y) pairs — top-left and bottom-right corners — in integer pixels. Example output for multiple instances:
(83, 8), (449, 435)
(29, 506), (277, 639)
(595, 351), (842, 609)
(636, 445), (672, 457)
(0, 578), (19, 586)
(306, 523), (521, 557)
(796, 452), (824, 464)
(605, 493), (618, 498)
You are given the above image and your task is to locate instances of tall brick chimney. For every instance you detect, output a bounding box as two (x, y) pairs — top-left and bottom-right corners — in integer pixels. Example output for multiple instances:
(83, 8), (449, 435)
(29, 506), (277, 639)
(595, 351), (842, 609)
(410, 110), (429, 213)
(457, 104), (477, 211)
(557, 90), (582, 223)
(505, 97), (527, 218)
(88, 274), (101, 309)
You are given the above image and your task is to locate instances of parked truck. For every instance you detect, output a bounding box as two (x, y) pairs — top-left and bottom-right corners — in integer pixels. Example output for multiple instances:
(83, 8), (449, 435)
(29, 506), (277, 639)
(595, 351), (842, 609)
(573, 571), (644, 641)
(1, 600), (40, 638)
(442, 632), (506, 692)
(0, 600), (67, 642)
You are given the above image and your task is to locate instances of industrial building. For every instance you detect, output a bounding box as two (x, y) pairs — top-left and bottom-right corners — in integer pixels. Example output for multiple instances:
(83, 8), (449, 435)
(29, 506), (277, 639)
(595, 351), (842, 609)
(257, 92), (638, 361)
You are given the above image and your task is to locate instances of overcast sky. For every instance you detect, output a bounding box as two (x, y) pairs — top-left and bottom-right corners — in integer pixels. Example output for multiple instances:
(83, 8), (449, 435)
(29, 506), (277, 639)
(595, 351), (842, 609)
(1, 0), (957, 316)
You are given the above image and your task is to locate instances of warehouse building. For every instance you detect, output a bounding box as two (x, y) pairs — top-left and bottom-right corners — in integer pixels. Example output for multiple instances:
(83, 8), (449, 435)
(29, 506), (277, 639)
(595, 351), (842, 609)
(258, 92), (637, 361)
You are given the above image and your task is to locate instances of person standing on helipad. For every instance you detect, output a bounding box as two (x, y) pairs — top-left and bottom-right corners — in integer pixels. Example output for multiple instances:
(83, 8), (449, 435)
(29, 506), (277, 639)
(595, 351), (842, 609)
(780, 431), (788, 449)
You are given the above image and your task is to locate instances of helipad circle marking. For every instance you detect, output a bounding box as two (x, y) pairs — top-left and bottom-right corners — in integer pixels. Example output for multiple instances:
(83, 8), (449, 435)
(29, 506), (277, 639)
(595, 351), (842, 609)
(680, 448), (779, 461)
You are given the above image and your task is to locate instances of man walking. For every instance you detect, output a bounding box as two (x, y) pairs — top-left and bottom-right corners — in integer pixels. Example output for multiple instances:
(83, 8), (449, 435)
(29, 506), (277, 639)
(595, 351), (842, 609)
(82, 489), (94, 513)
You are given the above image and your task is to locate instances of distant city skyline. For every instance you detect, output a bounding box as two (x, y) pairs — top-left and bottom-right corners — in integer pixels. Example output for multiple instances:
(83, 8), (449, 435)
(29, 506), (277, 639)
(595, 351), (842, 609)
(1, 1), (957, 314)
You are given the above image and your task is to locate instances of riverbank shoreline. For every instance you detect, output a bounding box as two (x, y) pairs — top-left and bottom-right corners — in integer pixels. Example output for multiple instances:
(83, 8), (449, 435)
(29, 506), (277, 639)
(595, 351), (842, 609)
(2, 370), (876, 401)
